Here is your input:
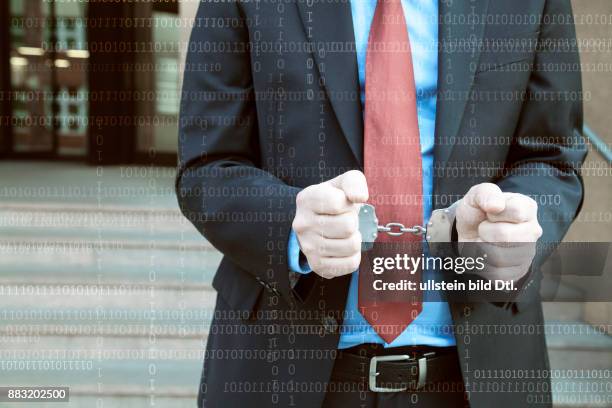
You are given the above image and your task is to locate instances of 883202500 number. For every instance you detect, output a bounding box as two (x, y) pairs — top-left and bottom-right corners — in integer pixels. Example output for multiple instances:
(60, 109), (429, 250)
(1, 387), (69, 402)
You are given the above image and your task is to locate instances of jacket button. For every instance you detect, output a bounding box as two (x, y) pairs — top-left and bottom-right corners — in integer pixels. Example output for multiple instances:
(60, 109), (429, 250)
(322, 316), (338, 334)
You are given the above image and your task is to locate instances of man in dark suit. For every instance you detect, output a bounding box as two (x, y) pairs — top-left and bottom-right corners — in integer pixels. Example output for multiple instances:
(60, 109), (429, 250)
(176, 0), (586, 406)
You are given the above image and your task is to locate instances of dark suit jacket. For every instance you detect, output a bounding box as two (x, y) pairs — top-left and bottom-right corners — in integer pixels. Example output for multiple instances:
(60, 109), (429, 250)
(176, 0), (586, 406)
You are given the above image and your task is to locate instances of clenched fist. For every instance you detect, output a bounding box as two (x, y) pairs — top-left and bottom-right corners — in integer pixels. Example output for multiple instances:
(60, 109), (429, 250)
(292, 170), (369, 279)
(456, 183), (543, 281)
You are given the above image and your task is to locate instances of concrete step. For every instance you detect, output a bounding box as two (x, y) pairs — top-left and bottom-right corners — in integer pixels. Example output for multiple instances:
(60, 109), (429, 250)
(0, 162), (179, 209)
(543, 302), (584, 322)
(546, 320), (612, 375)
(0, 286), (216, 339)
(548, 348), (612, 370)
(0, 336), (206, 362)
(0, 336), (203, 404)
(0, 204), (204, 243)
(0, 321), (209, 339)
(2, 359), (200, 397)
(0, 239), (221, 285)
(546, 321), (612, 351)
(0, 284), (217, 310)
(551, 376), (612, 408)
(0, 203), (221, 286)
(0, 335), (206, 398)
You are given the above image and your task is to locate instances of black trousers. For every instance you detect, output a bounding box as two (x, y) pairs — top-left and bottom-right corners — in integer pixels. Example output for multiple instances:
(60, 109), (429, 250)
(322, 345), (468, 408)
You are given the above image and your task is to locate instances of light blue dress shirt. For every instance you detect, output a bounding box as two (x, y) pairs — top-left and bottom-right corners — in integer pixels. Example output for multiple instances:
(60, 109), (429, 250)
(289, 0), (456, 349)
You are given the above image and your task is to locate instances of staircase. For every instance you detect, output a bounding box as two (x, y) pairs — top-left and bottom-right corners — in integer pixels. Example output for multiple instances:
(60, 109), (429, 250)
(0, 162), (610, 407)
(543, 302), (612, 408)
(0, 163), (217, 407)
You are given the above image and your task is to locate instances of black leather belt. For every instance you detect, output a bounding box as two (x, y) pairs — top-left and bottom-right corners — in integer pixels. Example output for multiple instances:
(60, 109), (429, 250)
(332, 346), (461, 393)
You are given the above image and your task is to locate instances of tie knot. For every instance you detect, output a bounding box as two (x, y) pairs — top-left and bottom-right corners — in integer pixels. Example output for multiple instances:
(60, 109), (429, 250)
(378, 0), (402, 8)
(374, 0), (406, 26)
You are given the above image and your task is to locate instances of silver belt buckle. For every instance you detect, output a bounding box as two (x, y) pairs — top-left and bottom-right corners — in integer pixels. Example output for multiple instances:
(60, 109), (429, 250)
(368, 354), (431, 392)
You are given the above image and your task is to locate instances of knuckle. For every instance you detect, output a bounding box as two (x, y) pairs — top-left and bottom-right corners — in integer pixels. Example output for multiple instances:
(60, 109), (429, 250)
(527, 196), (539, 213)
(291, 220), (302, 233)
(467, 184), (479, 195)
(534, 224), (543, 239)
(328, 200), (343, 214)
(514, 207), (528, 222)
(296, 188), (311, 206)
(344, 170), (363, 181)
(472, 182), (486, 192)
(456, 199), (468, 216)
(318, 182), (334, 195)
(473, 183), (499, 200)
(323, 192), (343, 213)
(516, 195), (537, 215)
(295, 191), (304, 206)
(292, 216), (307, 233)
(482, 182), (500, 192)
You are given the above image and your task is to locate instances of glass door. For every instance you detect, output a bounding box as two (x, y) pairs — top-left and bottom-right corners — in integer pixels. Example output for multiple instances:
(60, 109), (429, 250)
(7, 0), (88, 157)
(54, 0), (88, 156)
(9, 0), (54, 154)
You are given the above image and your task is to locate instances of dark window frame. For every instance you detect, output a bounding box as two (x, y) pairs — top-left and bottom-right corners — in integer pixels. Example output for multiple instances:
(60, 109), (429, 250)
(0, 0), (12, 157)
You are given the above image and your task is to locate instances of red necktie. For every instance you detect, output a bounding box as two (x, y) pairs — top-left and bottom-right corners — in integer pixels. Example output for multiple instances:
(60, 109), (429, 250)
(358, 0), (423, 344)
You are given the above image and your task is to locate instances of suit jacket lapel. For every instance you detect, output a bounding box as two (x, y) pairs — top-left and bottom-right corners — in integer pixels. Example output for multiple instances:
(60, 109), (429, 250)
(295, 0), (489, 174)
(434, 0), (489, 198)
(295, 0), (364, 167)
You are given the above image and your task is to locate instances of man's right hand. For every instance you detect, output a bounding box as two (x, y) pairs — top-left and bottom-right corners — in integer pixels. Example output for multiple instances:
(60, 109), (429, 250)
(292, 170), (369, 279)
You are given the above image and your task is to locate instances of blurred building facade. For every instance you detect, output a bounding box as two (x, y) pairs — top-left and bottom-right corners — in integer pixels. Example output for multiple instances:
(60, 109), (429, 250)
(0, 0), (192, 165)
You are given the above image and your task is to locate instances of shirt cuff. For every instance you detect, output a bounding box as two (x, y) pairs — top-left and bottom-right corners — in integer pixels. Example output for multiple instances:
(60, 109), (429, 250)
(288, 230), (312, 274)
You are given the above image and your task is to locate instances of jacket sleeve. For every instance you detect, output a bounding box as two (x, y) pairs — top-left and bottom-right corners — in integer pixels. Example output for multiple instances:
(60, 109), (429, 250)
(175, 0), (300, 306)
(495, 0), (587, 308)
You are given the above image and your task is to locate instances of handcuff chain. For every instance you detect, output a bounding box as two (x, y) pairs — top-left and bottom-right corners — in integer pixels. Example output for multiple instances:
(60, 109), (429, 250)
(378, 223), (426, 237)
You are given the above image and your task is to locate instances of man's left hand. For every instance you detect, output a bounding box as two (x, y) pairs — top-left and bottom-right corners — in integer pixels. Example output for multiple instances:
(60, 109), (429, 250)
(455, 183), (543, 281)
